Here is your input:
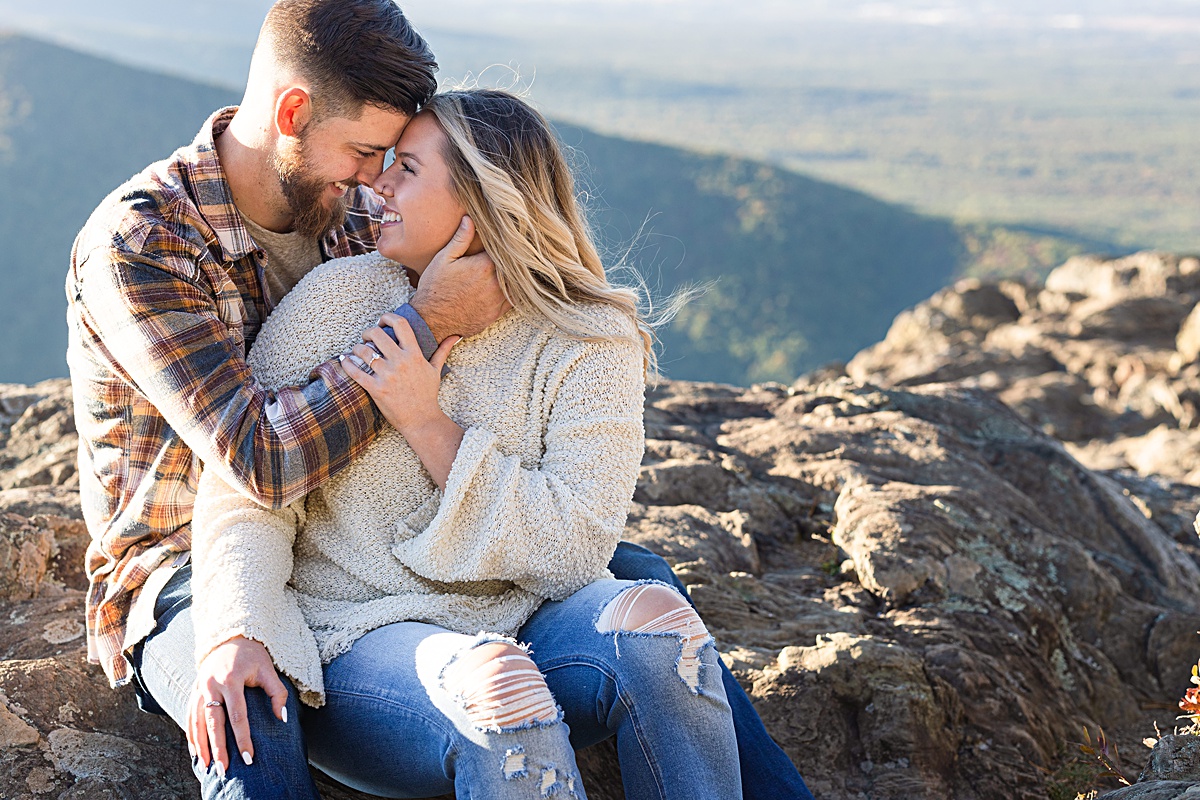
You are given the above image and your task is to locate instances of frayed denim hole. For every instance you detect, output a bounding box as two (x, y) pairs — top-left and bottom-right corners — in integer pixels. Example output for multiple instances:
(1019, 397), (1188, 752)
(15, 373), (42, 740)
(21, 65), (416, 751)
(482, 705), (565, 734)
(435, 631), (526, 695)
(595, 582), (712, 692)
(592, 578), (679, 659)
(539, 764), (560, 796)
(540, 765), (581, 798)
(502, 745), (528, 780)
(681, 634), (719, 697)
(440, 639), (563, 733)
(589, 578), (679, 630)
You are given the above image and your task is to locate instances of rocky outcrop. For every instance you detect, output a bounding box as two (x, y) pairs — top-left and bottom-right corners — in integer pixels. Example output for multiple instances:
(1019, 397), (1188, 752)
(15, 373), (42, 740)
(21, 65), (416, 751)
(1094, 734), (1200, 799)
(5, 253), (1200, 798)
(0, 381), (78, 492)
(848, 251), (1200, 487)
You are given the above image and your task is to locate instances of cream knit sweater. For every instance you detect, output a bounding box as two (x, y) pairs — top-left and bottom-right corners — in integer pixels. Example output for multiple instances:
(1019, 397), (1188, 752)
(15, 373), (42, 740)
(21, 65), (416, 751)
(190, 252), (645, 706)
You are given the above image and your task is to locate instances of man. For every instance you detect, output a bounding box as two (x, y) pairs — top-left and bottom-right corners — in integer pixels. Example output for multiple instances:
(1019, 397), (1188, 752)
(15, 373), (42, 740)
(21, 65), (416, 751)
(67, 1), (813, 797)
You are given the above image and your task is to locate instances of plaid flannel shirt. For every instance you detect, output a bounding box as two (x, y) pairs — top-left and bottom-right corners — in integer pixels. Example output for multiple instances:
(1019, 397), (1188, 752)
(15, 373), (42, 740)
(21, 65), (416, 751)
(68, 107), (388, 686)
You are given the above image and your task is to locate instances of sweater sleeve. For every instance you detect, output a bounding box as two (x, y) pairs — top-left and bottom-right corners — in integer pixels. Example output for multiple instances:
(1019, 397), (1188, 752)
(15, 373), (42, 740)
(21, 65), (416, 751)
(187, 254), (412, 706)
(391, 335), (646, 601)
(191, 466), (326, 706)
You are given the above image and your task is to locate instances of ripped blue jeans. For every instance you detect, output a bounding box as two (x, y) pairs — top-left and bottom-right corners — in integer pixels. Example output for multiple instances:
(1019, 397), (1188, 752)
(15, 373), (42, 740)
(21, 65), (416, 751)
(306, 578), (741, 799)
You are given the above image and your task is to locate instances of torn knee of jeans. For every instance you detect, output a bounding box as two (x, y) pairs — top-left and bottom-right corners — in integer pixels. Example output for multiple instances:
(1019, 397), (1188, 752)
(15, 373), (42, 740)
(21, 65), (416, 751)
(595, 582), (714, 693)
(441, 640), (562, 732)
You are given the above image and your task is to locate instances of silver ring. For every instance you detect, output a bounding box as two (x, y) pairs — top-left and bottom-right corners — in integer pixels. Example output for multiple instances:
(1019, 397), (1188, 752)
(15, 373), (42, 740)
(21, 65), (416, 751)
(367, 351), (382, 369)
(205, 700), (223, 708)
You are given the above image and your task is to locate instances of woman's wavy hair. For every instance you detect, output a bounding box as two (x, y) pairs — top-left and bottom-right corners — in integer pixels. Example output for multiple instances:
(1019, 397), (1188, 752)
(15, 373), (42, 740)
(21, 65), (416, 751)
(424, 89), (664, 373)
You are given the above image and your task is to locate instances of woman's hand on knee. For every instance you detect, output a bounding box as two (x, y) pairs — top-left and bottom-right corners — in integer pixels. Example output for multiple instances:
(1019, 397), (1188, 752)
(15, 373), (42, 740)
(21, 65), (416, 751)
(187, 636), (288, 776)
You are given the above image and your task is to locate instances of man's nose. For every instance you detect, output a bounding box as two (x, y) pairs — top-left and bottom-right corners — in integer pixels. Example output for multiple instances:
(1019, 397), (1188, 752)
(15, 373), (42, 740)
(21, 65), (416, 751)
(358, 162), (385, 189)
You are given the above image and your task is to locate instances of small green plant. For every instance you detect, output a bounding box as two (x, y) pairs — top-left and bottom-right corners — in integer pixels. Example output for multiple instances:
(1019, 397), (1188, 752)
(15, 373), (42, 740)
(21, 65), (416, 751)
(1044, 755), (1102, 800)
(1077, 726), (1132, 788)
(1045, 730), (1130, 800)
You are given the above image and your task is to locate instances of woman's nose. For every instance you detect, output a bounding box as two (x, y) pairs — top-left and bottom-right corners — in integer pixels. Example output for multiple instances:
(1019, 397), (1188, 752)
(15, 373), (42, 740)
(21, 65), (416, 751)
(372, 173), (393, 197)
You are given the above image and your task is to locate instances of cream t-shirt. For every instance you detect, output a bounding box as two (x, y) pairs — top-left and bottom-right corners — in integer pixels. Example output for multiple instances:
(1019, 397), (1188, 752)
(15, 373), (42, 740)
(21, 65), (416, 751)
(239, 212), (324, 306)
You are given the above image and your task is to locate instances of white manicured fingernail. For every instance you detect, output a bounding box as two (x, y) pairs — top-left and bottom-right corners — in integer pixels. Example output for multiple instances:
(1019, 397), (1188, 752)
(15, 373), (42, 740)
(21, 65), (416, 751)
(282, 706), (289, 724)
(242, 750), (253, 766)
(187, 742), (195, 758)
(215, 760), (226, 779)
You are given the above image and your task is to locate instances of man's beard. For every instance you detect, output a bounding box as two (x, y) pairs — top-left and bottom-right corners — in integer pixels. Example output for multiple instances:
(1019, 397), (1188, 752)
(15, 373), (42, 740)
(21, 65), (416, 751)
(272, 133), (350, 239)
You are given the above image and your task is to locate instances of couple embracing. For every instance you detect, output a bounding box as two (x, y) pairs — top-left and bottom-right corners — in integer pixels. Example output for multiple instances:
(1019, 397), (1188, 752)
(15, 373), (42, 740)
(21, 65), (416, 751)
(67, 1), (814, 798)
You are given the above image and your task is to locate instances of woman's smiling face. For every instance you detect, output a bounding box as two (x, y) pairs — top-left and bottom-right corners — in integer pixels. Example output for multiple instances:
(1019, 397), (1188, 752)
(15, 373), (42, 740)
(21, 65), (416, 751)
(373, 111), (467, 274)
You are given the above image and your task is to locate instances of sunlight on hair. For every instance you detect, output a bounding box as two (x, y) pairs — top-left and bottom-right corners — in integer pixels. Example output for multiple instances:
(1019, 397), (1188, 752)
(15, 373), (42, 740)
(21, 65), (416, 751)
(425, 88), (707, 380)
(441, 64), (535, 99)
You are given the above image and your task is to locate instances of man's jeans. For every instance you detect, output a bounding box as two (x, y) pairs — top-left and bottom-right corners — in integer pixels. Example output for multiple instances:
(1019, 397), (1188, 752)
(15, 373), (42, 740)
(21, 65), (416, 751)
(132, 543), (813, 799)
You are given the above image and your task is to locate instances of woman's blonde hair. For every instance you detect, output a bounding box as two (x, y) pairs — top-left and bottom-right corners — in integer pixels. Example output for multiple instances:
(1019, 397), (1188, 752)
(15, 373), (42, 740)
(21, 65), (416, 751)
(423, 89), (658, 371)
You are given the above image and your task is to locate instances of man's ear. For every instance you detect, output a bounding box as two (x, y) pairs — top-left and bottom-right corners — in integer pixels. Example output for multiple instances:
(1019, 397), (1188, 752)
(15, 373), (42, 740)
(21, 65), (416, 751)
(276, 87), (313, 138)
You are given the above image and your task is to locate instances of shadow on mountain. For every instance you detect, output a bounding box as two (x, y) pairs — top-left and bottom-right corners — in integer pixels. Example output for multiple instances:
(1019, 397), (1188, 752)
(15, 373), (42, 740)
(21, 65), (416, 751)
(561, 124), (969, 383)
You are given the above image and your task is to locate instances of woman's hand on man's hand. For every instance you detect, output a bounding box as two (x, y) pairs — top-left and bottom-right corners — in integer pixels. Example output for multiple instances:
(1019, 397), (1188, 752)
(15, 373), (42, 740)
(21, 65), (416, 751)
(343, 318), (465, 489)
(345, 315), (458, 437)
(187, 635), (289, 776)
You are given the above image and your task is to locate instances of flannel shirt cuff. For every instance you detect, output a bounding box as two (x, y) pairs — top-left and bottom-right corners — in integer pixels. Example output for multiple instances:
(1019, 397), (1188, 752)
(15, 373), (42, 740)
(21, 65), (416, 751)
(390, 303), (438, 360)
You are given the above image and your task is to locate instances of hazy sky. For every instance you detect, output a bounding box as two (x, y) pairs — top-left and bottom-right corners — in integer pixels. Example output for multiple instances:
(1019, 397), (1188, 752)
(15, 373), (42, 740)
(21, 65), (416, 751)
(1, 0), (1198, 91)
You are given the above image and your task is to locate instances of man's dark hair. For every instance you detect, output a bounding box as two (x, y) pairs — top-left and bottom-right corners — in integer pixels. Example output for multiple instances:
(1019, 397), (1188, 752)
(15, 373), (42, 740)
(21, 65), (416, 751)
(263, 0), (437, 120)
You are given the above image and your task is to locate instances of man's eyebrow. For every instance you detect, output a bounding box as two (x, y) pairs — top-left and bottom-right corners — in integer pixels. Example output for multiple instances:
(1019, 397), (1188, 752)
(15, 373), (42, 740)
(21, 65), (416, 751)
(352, 141), (393, 152)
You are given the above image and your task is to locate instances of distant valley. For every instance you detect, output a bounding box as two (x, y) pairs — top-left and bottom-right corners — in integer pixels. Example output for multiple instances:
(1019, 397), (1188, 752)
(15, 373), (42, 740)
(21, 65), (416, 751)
(0, 34), (1116, 386)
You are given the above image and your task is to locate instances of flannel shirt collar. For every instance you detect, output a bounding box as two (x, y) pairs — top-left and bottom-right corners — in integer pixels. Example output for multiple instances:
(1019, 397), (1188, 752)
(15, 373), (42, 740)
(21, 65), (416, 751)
(184, 107), (261, 263)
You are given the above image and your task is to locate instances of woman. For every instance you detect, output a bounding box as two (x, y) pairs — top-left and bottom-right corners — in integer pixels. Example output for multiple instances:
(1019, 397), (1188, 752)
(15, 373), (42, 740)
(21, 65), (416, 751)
(186, 89), (741, 798)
